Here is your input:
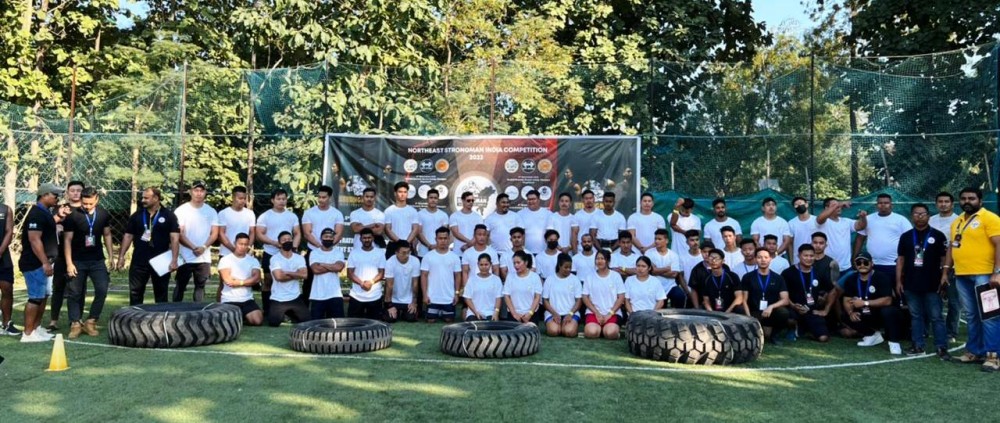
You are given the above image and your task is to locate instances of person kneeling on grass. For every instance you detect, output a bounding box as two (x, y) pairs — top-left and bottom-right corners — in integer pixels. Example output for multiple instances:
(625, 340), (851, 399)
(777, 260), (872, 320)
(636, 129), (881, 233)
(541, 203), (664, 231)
(503, 250), (543, 324)
(308, 228), (346, 319)
(842, 252), (905, 355)
(582, 249), (625, 339)
(421, 226), (462, 323)
(692, 249), (744, 313)
(625, 256), (666, 314)
(781, 244), (837, 343)
(463, 254), (503, 321)
(384, 240), (421, 323)
(218, 233), (264, 326)
(346, 228), (386, 320)
(267, 231), (310, 327)
(740, 247), (792, 345)
(543, 253), (583, 337)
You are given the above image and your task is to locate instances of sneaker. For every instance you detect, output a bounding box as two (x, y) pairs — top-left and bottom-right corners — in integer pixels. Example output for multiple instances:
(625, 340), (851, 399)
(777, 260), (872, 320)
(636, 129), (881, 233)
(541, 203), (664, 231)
(957, 352), (985, 364)
(948, 337), (958, 344)
(1, 322), (22, 336)
(937, 347), (952, 361)
(83, 319), (99, 337)
(857, 332), (885, 347)
(46, 322), (59, 331)
(20, 330), (52, 343)
(889, 342), (902, 355)
(983, 353), (999, 373)
(905, 346), (926, 356)
(68, 322), (83, 339)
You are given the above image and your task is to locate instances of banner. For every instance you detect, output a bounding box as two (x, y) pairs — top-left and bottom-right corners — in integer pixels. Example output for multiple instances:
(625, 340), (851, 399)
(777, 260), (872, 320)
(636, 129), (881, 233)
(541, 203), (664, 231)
(323, 134), (641, 224)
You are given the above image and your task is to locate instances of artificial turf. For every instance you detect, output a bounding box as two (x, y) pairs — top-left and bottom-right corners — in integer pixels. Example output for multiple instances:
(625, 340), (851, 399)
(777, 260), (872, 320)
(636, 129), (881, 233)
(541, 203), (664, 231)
(0, 281), (995, 422)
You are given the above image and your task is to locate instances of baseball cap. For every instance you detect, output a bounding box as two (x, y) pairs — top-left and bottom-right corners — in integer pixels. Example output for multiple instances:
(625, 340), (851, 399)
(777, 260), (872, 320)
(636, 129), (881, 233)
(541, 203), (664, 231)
(854, 251), (873, 262)
(37, 183), (65, 196)
(191, 181), (207, 190)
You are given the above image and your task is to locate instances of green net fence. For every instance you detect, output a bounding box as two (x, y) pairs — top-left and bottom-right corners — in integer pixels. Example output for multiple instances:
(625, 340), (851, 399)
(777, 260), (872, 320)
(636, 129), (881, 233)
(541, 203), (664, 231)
(0, 43), (997, 254)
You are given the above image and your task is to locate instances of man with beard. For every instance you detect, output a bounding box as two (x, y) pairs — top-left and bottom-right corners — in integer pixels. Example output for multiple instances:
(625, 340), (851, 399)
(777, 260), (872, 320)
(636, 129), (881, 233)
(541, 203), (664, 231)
(485, 193), (522, 254)
(593, 192), (627, 251)
(929, 191), (961, 343)
(572, 234), (598, 280)
(843, 252), (904, 355)
(574, 190), (599, 252)
(118, 187), (180, 305)
(18, 184), (64, 342)
(703, 198), (742, 249)
(669, 197), (702, 254)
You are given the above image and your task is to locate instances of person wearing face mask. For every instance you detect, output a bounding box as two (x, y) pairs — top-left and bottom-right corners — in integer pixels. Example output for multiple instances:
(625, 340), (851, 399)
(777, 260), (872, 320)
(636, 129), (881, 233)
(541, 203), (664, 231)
(572, 234), (598, 281)
(118, 187), (180, 306)
(267, 231), (310, 326)
(940, 187), (1000, 370)
(308, 228), (346, 319)
(62, 188), (114, 339)
(669, 197), (702, 254)
(751, 197), (791, 258)
(788, 196), (819, 265)
(255, 189), (301, 314)
(535, 230), (563, 280)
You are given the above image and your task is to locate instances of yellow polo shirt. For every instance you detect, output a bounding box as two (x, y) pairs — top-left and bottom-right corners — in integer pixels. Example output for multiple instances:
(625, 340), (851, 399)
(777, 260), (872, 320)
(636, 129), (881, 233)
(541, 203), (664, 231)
(951, 209), (1000, 275)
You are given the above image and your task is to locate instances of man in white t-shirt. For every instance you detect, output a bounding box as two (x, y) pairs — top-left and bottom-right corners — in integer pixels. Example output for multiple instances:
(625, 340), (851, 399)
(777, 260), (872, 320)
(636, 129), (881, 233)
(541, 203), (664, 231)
(301, 185), (345, 300)
(384, 181), (419, 258)
(255, 189), (301, 313)
(421, 227), (462, 323)
(572, 234), (597, 281)
(218, 233), (264, 326)
(929, 191), (961, 341)
(763, 234), (790, 274)
(669, 197), (702, 254)
(173, 181), (221, 303)
(610, 231), (639, 278)
(816, 197), (867, 272)
(751, 196), (791, 257)
(547, 192), (579, 254)
(485, 193), (522, 254)
(854, 193), (911, 281)
(646, 229), (686, 308)
(733, 238), (760, 279)
(307, 228), (346, 319)
(450, 191), (483, 255)
(573, 190), (599, 251)
(415, 188), (449, 257)
(721, 226), (744, 270)
(499, 227), (534, 281)
(384, 240), (421, 323)
(461, 224), (501, 287)
(628, 193), (666, 254)
(346, 228), (386, 319)
(349, 187), (385, 252)
(518, 189), (552, 254)
(267, 231), (310, 326)
(217, 186), (256, 258)
(593, 192), (627, 250)
(788, 196), (819, 265)
(703, 198), (742, 248)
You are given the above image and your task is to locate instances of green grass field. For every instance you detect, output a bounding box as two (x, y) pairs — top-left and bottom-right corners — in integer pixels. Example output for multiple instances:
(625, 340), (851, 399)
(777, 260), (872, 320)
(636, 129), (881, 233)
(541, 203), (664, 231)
(1, 280), (995, 422)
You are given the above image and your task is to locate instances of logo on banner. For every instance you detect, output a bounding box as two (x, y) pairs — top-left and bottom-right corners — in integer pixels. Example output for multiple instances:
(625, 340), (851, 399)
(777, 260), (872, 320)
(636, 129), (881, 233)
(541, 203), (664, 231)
(346, 175), (369, 196)
(435, 159), (450, 173)
(580, 180), (604, 198)
(504, 159), (519, 173)
(420, 159), (434, 173)
(403, 159), (418, 173)
(538, 186), (552, 201)
(453, 175), (498, 217)
(407, 184), (417, 199)
(521, 159), (536, 173)
(435, 184), (449, 199)
(505, 186), (520, 200)
(521, 186), (535, 200)
(537, 159), (553, 174)
(418, 185), (431, 199)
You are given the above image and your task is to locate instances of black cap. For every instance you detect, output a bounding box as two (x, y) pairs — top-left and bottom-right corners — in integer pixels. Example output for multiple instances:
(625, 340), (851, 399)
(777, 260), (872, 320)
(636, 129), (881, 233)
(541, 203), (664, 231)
(191, 181), (207, 190)
(854, 251), (873, 261)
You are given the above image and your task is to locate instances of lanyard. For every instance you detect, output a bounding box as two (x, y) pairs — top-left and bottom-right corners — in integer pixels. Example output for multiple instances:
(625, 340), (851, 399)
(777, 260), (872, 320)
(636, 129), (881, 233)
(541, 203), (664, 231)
(857, 275), (872, 300)
(143, 208), (161, 231)
(912, 229), (931, 253)
(36, 203), (52, 215)
(85, 210), (96, 235)
(743, 263), (755, 274)
(956, 214), (978, 239)
(710, 270), (725, 292)
(798, 266), (814, 295)
(756, 272), (770, 294)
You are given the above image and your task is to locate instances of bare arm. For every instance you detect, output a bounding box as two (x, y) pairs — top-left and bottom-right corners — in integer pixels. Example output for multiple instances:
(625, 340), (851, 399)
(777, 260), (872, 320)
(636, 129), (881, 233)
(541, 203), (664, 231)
(302, 223), (321, 248)
(0, 208), (12, 253)
(256, 226), (278, 248)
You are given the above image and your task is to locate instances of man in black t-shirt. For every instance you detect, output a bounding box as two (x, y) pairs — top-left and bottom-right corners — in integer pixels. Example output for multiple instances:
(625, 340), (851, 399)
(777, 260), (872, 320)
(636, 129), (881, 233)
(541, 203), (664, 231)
(741, 247), (792, 344)
(0, 202), (18, 336)
(843, 252), (904, 354)
(63, 188), (114, 338)
(47, 180), (82, 332)
(693, 249), (743, 313)
(18, 183), (64, 342)
(895, 203), (949, 358)
(783, 245), (836, 342)
(116, 187), (180, 305)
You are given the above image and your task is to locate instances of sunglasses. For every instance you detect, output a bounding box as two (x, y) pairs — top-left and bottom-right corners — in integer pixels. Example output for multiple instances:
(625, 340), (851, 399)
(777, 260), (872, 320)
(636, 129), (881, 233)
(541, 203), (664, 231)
(854, 259), (871, 266)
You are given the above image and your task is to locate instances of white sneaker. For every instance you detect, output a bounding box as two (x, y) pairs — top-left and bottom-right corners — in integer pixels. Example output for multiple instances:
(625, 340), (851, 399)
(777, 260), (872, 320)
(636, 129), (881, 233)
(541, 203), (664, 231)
(20, 330), (52, 343)
(857, 331), (884, 347)
(35, 327), (55, 340)
(888, 342), (902, 355)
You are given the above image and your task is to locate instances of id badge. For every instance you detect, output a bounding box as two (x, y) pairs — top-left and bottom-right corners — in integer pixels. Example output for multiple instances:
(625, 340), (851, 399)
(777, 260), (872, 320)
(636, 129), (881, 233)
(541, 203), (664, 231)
(714, 298), (723, 311)
(806, 292), (814, 306)
(862, 306), (871, 315)
(914, 253), (924, 267)
(759, 300), (768, 310)
(141, 229), (152, 242)
(85, 235), (96, 247)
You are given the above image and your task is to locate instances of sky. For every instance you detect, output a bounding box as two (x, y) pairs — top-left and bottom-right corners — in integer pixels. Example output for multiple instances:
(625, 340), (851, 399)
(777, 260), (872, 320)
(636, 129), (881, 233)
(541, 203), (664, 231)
(752, 0), (814, 34)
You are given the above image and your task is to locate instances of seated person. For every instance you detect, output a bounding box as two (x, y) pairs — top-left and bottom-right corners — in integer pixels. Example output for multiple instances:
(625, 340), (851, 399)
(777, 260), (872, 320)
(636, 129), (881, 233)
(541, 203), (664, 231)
(582, 249), (626, 340)
(782, 244), (838, 342)
(542, 254), (582, 337)
(842, 252), (904, 355)
(740, 247), (792, 344)
(462, 253), (503, 322)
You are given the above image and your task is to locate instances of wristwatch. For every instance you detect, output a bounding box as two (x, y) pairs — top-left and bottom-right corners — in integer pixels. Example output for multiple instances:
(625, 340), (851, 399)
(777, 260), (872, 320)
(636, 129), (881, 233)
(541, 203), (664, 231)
(863, 300), (870, 307)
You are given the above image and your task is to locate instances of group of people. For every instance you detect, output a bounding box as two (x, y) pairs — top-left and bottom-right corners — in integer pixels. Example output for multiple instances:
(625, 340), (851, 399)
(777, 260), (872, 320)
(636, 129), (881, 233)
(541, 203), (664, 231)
(2, 179), (998, 372)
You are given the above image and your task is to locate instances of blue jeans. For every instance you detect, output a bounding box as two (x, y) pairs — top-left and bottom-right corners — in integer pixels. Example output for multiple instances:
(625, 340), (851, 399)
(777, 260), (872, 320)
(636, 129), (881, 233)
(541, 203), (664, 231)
(956, 275), (1000, 355)
(946, 273), (962, 338)
(23, 267), (49, 300)
(904, 290), (946, 349)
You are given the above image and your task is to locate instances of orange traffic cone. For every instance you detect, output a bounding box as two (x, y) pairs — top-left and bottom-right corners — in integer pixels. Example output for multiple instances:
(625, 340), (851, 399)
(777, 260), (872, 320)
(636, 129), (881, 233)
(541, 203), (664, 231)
(46, 334), (70, 372)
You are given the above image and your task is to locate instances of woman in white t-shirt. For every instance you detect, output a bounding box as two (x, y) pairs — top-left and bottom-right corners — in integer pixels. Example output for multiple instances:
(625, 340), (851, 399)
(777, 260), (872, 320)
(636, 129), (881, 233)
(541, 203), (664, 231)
(502, 251), (543, 324)
(625, 256), (666, 313)
(463, 253), (503, 321)
(582, 249), (626, 339)
(543, 254), (583, 337)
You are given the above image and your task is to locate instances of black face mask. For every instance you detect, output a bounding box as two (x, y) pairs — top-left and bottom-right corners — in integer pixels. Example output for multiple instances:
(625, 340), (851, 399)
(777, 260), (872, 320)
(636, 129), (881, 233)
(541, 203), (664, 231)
(795, 205), (808, 215)
(547, 241), (559, 250)
(281, 241), (294, 252)
(962, 203), (981, 214)
(321, 239), (335, 248)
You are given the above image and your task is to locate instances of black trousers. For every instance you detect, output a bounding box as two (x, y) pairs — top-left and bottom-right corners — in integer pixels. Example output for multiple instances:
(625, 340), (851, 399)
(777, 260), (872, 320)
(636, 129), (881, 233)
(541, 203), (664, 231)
(49, 255), (74, 321)
(846, 306), (904, 342)
(753, 306), (792, 330)
(129, 261), (171, 305)
(310, 297), (345, 320)
(348, 298), (384, 320)
(267, 299), (310, 327)
(66, 260), (110, 321)
(173, 262), (210, 303)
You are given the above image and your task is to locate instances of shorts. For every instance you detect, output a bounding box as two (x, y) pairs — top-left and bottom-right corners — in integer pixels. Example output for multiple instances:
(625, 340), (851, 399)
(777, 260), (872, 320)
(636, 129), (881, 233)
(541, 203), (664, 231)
(584, 313), (620, 326)
(23, 267), (49, 300)
(0, 266), (13, 284)
(225, 299), (261, 316)
(545, 314), (581, 323)
(426, 303), (456, 320)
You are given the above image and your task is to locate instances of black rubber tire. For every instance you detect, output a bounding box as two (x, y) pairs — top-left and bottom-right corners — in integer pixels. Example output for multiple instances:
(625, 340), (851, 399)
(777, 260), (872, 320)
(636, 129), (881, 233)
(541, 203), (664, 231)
(107, 303), (243, 348)
(289, 318), (392, 354)
(626, 309), (763, 365)
(440, 321), (540, 359)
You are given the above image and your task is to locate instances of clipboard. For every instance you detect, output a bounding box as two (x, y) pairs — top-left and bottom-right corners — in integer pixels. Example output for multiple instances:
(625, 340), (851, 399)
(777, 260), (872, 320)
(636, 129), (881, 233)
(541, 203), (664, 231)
(149, 251), (185, 277)
(976, 284), (1000, 321)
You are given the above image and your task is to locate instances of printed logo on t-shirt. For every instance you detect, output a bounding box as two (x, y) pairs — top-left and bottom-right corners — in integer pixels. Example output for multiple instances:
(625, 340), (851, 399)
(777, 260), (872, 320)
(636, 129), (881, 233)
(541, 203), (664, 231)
(28, 223), (37, 229)
(869, 285), (876, 294)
